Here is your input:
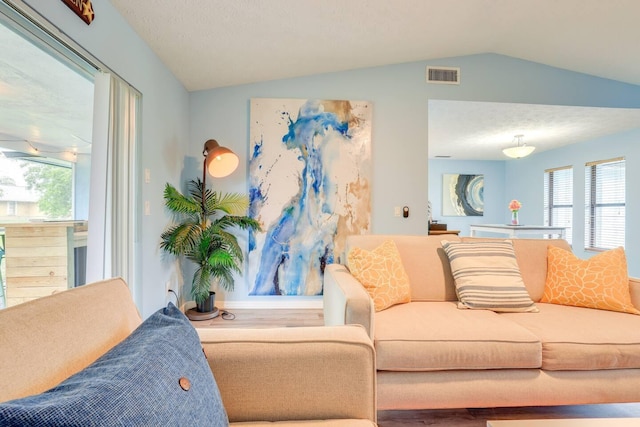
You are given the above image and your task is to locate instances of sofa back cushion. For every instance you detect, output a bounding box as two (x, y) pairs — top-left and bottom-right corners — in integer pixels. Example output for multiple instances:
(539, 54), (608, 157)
(346, 234), (461, 301)
(462, 237), (572, 301)
(345, 235), (573, 303)
(0, 278), (142, 403)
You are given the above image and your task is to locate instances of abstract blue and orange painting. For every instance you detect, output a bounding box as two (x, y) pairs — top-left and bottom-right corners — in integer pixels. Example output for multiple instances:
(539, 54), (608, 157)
(248, 98), (372, 296)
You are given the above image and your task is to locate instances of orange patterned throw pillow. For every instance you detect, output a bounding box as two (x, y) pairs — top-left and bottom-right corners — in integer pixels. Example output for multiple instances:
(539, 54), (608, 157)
(541, 246), (639, 315)
(347, 240), (412, 312)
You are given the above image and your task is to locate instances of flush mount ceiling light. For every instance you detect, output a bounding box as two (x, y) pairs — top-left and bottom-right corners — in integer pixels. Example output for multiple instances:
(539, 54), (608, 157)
(502, 134), (535, 159)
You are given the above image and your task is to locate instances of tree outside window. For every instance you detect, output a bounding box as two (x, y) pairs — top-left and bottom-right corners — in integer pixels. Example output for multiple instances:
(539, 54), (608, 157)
(22, 162), (72, 220)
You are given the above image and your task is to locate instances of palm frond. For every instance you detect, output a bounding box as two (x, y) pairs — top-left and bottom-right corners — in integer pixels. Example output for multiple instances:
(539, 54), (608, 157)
(213, 215), (261, 232)
(215, 229), (243, 262)
(189, 178), (230, 219)
(163, 183), (200, 217)
(213, 270), (235, 292)
(213, 193), (249, 215)
(208, 249), (239, 272)
(191, 265), (213, 303)
(160, 222), (202, 256)
(207, 263), (236, 292)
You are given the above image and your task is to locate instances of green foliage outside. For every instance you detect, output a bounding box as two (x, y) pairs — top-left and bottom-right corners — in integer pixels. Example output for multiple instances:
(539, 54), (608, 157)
(22, 163), (72, 219)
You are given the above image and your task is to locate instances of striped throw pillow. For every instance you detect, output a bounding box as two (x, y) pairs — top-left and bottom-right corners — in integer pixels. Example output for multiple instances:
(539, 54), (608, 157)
(441, 240), (538, 313)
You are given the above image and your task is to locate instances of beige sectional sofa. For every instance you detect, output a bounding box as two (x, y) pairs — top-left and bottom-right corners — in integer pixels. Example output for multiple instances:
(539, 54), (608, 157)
(324, 234), (640, 411)
(0, 278), (376, 426)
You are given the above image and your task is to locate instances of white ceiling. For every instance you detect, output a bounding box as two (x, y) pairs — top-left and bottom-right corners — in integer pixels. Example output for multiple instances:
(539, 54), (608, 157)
(0, 20), (93, 158)
(106, 0), (640, 160)
(2, 1), (640, 160)
(428, 101), (640, 160)
(109, 0), (640, 91)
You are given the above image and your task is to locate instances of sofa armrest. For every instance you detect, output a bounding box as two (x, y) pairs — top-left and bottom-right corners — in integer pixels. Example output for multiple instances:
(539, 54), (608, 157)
(197, 325), (376, 424)
(630, 277), (640, 310)
(323, 263), (375, 338)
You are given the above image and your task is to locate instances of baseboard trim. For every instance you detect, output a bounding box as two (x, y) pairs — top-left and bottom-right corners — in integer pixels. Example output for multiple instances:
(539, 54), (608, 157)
(220, 299), (323, 310)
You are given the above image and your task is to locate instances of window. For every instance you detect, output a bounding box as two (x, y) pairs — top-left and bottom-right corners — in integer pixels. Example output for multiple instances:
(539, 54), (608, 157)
(1, 2), (140, 310)
(6, 201), (16, 216)
(544, 166), (573, 244)
(584, 157), (625, 251)
(0, 5), (93, 308)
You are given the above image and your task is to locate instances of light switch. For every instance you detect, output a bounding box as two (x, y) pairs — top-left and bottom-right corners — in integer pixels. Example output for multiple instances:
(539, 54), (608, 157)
(144, 200), (150, 216)
(394, 206), (401, 217)
(144, 168), (151, 184)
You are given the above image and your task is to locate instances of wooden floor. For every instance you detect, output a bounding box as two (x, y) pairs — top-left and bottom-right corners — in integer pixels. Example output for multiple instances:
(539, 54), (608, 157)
(191, 308), (640, 425)
(377, 404), (640, 426)
(189, 307), (324, 328)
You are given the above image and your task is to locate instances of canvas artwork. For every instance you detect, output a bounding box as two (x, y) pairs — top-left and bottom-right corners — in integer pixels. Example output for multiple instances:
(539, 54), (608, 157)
(248, 98), (372, 296)
(442, 173), (484, 216)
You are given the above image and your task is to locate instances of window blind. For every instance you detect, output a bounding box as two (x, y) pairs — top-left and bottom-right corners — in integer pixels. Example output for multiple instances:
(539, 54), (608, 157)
(544, 166), (573, 244)
(584, 157), (625, 251)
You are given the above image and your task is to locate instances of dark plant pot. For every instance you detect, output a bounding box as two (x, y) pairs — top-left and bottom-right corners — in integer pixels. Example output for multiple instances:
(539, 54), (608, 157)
(196, 291), (216, 313)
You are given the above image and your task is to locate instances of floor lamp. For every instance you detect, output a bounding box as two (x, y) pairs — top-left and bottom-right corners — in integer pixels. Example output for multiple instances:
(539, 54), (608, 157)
(186, 139), (239, 321)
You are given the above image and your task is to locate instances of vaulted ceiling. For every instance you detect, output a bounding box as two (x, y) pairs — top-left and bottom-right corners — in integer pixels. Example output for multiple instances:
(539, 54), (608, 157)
(107, 1), (640, 160)
(109, 0), (640, 91)
(3, 1), (640, 161)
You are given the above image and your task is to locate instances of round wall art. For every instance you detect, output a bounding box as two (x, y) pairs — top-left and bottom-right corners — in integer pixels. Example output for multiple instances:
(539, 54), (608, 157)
(442, 173), (484, 216)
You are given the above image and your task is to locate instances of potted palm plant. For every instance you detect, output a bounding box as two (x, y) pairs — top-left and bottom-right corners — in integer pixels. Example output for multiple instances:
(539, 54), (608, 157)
(160, 178), (260, 315)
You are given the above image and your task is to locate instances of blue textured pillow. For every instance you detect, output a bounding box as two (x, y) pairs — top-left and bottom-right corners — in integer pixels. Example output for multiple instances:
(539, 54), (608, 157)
(0, 303), (228, 427)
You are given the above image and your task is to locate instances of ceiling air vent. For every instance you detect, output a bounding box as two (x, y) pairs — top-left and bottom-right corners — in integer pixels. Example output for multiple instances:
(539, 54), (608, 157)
(426, 66), (460, 85)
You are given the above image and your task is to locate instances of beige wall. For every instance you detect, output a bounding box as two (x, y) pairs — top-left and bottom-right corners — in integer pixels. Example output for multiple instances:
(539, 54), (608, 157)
(0, 201), (43, 222)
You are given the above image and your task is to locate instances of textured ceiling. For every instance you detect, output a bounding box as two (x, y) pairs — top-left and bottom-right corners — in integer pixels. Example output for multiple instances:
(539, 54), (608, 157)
(2, 1), (640, 159)
(0, 20), (93, 156)
(428, 101), (640, 160)
(106, 0), (640, 160)
(109, 0), (640, 91)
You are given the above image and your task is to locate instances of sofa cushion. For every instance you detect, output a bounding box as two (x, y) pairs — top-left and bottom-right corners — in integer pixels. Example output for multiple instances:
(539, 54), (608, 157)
(502, 303), (640, 370)
(0, 303), (228, 426)
(346, 234), (461, 301)
(442, 240), (538, 312)
(374, 302), (541, 371)
(462, 237), (573, 301)
(347, 239), (412, 311)
(541, 246), (640, 315)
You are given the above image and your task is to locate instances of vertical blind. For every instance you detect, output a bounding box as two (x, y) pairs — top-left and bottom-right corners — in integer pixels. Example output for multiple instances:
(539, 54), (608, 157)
(544, 166), (573, 244)
(584, 157), (625, 250)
